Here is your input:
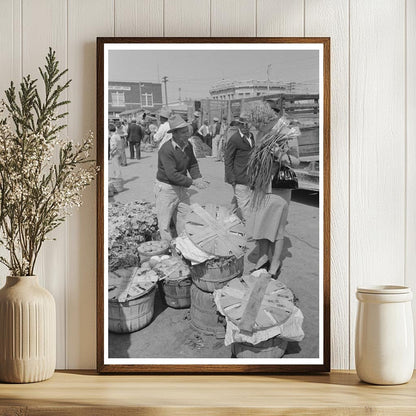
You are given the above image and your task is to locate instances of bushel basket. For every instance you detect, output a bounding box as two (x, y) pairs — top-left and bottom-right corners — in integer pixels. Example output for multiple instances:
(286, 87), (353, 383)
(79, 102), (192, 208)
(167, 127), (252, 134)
(191, 256), (244, 293)
(109, 285), (156, 333)
(159, 276), (192, 309)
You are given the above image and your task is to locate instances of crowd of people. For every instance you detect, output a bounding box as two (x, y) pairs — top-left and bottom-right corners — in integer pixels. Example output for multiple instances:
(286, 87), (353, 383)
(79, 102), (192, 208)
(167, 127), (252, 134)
(109, 106), (300, 278)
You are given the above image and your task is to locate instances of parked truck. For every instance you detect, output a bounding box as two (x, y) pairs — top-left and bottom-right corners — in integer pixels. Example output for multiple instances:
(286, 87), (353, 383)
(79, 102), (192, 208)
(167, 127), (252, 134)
(233, 93), (320, 192)
(171, 93), (320, 192)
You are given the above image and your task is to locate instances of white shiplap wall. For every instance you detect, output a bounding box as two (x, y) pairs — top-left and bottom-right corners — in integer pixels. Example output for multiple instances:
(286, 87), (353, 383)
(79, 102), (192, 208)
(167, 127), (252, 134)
(0, 0), (414, 370)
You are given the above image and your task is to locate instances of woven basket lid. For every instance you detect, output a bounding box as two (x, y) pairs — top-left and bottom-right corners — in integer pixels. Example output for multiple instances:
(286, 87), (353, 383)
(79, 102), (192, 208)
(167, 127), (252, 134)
(108, 267), (157, 303)
(185, 203), (245, 258)
(153, 257), (190, 281)
(216, 274), (295, 331)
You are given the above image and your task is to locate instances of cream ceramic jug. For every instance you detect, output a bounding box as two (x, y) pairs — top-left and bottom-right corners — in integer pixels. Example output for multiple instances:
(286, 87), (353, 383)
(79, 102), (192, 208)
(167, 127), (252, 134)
(355, 285), (414, 385)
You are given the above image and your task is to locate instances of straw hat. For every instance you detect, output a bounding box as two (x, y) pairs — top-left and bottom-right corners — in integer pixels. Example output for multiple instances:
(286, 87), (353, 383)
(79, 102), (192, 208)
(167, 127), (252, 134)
(159, 108), (171, 119)
(213, 117), (219, 122)
(230, 115), (249, 127)
(167, 114), (190, 133)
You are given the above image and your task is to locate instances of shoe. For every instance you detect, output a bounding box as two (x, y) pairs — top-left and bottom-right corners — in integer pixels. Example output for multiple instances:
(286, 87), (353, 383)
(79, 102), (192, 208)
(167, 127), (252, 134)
(269, 261), (282, 279)
(250, 254), (269, 273)
(250, 262), (270, 274)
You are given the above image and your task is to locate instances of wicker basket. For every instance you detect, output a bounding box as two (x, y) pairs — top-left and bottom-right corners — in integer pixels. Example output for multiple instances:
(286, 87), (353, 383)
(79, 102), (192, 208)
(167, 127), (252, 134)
(108, 285), (156, 333)
(231, 337), (288, 358)
(137, 240), (170, 263)
(159, 276), (192, 309)
(190, 284), (225, 337)
(191, 256), (244, 293)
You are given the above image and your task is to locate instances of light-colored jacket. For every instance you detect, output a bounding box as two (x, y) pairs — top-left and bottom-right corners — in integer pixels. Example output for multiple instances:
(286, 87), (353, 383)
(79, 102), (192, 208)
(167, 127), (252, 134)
(110, 133), (124, 157)
(154, 121), (172, 150)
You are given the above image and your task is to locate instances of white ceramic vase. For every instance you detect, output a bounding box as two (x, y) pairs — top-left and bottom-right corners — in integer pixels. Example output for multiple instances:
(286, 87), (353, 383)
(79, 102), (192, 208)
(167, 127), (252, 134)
(0, 276), (56, 383)
(355, 285), (414, 385)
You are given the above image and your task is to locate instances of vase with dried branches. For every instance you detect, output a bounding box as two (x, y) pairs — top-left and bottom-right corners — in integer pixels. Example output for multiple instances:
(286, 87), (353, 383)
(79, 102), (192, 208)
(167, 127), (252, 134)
(0, 49), (96, 383)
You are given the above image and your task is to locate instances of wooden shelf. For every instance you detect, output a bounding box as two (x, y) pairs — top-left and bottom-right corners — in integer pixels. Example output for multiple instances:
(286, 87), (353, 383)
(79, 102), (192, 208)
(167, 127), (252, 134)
(0, 370), (415, 415)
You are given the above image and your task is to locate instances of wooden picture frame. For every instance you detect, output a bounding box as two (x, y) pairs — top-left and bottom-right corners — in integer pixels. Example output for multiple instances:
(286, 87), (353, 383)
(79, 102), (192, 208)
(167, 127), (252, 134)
(97, 37), (330, 374)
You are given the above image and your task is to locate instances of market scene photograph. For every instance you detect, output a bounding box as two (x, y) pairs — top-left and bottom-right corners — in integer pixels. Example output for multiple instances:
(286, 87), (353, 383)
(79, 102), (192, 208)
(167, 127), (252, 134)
(106, 48), (321, 360)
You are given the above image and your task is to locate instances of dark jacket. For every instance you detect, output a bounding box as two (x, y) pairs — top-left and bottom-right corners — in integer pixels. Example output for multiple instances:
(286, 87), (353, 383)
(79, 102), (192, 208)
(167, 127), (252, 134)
(127, 123), (143, 143)
(157, 140), (202, 187)
(214, 122), (221, 136)
(191, 119), (199, 135)
(224, 130), (254, 186)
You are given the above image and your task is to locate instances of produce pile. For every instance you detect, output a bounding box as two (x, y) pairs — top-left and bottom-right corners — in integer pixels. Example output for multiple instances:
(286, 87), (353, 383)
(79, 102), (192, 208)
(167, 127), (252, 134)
(108, 256), (190, 302)
(204, 256), (240, 269)
(188, 136), (212, 158)
(138, 240), (169, 259)
(149, 256), (190, 281)
(108, 201), (158, 271)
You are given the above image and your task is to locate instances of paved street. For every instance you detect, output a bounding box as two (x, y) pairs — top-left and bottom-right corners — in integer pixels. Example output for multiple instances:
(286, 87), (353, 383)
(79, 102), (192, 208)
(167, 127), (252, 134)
(109, 148), (320, 359)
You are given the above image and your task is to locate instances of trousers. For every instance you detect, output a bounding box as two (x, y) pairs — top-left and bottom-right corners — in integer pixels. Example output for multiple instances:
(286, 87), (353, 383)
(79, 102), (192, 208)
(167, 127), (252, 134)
(129, 142), (141, 159)
(231, 184), (252, 223)
(211, 134), (220, 158)
(154, 181), (191, 242)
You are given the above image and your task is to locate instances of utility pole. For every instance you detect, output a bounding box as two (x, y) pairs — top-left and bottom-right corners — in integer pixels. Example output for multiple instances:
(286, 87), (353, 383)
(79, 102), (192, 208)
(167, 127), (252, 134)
(266, 64), (272, 93)
(178, 87), (182, 102)
(162, 76), (168, 106)
(139, 83), (145, 108)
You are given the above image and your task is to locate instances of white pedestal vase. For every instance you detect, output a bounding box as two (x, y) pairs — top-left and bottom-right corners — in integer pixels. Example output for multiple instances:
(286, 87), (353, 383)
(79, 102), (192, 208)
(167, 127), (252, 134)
(0, 276), (56, 383)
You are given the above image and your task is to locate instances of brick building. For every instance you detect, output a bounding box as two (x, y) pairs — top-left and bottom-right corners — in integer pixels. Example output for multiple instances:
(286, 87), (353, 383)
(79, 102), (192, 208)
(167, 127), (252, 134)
(108, 81), (163, 120)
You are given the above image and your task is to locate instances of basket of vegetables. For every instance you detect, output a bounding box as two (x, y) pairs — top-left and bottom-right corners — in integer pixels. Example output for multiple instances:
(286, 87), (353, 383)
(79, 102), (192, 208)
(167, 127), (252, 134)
(137, 240), (170, 263)
(152, 256), (192, 309)
(108, 200), (158, 272)
(108, 266), (159, 333)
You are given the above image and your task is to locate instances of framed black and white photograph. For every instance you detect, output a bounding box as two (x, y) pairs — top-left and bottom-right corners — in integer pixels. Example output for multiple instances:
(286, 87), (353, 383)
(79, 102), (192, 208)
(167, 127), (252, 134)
(97, 37), (330, 374)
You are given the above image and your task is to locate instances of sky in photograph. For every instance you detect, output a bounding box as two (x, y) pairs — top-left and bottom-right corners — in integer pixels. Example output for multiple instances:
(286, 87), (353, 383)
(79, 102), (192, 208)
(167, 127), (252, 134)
(109, 49), (319, 101)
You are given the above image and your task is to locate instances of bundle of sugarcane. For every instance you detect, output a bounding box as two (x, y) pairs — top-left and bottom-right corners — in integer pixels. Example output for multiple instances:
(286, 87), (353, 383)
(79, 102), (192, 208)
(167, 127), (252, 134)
(247, 116), (301, 207)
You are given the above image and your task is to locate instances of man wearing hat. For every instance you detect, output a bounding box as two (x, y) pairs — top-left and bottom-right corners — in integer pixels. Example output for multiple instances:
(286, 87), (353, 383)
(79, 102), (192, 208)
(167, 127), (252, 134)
(154, 108), (172, 149)
(191, 111), (201, 138)
(211, 117), (221, 159)
(126, 118), (143, 159)
(224, 115), (255, 223)
(156, 114), (209, 241)
(217, 116), (229, 162)
(198, 120), (211, 146)
(115, 121), (127, 166)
